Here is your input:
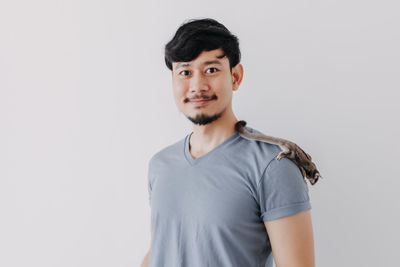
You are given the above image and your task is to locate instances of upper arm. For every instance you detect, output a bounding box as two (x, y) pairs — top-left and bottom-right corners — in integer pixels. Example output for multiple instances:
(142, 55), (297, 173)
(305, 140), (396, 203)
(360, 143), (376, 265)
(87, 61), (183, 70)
(264, 210), (315, 267)
(256, 156), (314, 266)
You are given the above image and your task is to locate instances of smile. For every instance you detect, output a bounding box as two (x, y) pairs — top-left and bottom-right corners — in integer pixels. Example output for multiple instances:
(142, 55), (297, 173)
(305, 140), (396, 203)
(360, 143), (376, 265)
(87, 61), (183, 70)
(190, 99), (211, 106)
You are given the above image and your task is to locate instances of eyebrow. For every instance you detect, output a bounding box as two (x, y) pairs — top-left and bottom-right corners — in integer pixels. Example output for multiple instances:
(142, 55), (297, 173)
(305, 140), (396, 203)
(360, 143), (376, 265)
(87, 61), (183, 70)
(175, 54), (225, 70)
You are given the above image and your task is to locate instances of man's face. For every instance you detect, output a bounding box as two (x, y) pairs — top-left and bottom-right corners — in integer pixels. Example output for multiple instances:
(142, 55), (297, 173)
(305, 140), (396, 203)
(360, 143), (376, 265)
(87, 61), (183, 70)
(171, 48), (241, 126)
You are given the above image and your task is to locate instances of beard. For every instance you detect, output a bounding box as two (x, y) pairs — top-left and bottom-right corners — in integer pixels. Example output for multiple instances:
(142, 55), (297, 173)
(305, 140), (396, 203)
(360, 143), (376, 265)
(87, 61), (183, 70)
(185, 106), (227, 126)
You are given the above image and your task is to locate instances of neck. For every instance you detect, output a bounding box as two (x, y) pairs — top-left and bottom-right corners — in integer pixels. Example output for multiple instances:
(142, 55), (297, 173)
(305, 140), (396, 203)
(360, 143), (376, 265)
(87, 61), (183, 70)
(189, 109), (238, 154)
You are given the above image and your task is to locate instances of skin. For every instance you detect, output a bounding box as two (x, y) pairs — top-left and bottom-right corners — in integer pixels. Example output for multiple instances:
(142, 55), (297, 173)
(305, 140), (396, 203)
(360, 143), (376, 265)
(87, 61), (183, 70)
(265, 210), (315, 267)
(171, 48), (243, 157)
(141, 48), (315, 267)
(140, 224), (151, 267)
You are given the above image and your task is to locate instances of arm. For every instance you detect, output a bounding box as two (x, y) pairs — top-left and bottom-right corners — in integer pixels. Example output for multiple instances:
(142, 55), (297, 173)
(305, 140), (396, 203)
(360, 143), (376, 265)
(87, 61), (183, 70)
(140, 223), (152, 267)
(264, 210), (315, 267)
(140, 251), (150, 267)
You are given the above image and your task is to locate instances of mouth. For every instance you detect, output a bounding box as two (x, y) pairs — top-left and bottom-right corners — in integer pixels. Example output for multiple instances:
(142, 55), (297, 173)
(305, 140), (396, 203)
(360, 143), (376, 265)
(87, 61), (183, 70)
(189, 99), (211, 106)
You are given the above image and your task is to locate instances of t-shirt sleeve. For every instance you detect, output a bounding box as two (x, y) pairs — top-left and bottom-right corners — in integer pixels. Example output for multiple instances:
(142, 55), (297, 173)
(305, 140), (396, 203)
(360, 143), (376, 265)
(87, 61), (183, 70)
(257, 156), (311, 222)
(147, 172), (152, 207)
(147, 157), (155, 207)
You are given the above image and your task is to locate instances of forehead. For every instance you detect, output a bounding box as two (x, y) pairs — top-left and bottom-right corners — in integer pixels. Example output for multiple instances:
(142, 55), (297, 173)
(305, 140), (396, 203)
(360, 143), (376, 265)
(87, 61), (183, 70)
(172, 48), (227, 70)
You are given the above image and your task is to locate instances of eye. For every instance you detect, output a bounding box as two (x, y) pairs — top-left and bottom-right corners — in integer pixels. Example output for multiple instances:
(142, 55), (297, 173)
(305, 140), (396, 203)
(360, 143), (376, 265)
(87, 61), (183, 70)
(206, 67), (219, 74)
(179, 70), (190, 76)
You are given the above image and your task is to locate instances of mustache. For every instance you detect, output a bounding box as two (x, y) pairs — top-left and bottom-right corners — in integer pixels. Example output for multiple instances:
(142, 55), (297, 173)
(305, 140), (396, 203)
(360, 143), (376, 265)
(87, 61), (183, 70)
(184, 94), (217, 103)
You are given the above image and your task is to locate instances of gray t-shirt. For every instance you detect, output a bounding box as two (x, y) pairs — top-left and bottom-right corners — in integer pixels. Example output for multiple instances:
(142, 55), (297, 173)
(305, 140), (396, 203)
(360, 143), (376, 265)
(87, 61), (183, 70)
(147, 125), (311, 267)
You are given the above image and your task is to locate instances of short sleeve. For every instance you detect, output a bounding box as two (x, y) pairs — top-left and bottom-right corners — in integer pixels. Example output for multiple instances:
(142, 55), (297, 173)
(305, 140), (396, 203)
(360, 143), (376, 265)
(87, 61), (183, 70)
(257, 156), (311, 222)
(147, 172), (152, 207)
(147, 157), (155, 207)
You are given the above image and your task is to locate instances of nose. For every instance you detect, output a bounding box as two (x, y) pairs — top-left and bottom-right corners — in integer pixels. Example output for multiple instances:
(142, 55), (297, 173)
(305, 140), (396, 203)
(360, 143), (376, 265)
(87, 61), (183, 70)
(189, 72), (209, 93)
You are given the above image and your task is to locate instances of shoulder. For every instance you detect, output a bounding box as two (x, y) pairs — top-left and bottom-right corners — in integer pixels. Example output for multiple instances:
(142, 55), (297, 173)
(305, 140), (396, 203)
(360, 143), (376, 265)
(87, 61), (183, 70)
(227, 125), (284, 181)
(149, 134), (187, 166)
(238, 125), (282, 161)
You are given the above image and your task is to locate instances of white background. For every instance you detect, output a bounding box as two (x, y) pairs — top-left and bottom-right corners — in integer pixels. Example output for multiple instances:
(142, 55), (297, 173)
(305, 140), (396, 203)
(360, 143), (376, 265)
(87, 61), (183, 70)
(1, 0), (399, 266)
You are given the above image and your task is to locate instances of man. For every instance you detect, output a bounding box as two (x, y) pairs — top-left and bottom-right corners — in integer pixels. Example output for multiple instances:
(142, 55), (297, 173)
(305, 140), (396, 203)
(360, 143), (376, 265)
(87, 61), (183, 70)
(141, 18), (315, 267)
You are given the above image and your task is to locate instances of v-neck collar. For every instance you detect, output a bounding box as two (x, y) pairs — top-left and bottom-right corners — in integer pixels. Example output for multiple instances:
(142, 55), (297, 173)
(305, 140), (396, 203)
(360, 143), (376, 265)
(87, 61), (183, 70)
(184, 131), (240, 166)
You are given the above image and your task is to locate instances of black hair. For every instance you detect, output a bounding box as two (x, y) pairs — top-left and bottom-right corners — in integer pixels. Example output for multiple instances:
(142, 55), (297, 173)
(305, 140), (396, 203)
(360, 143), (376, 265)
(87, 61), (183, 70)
(164, 18), (241, 72)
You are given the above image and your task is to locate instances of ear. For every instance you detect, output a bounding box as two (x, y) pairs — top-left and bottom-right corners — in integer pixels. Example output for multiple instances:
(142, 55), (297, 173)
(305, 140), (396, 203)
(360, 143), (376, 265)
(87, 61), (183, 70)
(232, 63), (244, 91)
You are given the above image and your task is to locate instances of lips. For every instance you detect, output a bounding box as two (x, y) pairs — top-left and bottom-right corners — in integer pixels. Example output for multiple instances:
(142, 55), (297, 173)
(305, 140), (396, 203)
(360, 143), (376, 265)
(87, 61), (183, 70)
(190, 99), (210, 106)
(191, 99), (209, 102)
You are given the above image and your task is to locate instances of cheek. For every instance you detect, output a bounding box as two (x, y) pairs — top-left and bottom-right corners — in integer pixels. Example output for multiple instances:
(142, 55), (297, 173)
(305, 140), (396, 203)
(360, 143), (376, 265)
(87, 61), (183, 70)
(215, 75), (231, 87)
(212, 78), (231, 95)
(172, 85), (187, 105)
(172, 81), (184, 94)
(173, 79), (188, 91)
